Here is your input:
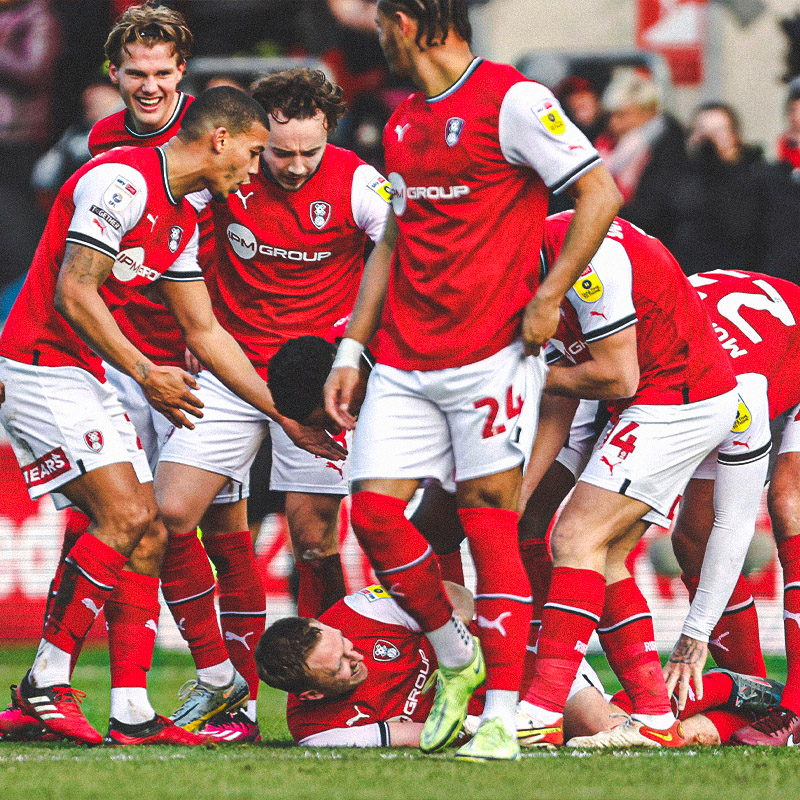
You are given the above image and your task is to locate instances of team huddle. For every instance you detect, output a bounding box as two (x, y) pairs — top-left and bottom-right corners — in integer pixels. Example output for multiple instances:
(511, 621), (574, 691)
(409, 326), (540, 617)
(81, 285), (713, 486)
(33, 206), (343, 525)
(0, 0), (797, 762)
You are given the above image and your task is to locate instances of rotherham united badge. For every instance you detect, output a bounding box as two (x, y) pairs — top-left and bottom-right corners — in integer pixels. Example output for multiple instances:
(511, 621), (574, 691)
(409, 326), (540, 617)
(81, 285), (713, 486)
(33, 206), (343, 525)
(168, 225), (183, 253)
(445, 117), (465, 147)
(84, 430), (104, 452)
(310, 201), (331, 230)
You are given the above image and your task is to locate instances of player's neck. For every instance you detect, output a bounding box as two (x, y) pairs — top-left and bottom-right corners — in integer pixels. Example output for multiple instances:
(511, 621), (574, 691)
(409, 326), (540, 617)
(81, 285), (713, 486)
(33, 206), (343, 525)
(159, 137), (204, 199)
(410, 41), (475, 99)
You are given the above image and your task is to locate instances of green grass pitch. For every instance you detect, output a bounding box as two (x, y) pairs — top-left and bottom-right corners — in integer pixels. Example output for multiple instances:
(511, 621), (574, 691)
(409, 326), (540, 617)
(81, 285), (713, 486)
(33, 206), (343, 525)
(0, 647), (797, 800)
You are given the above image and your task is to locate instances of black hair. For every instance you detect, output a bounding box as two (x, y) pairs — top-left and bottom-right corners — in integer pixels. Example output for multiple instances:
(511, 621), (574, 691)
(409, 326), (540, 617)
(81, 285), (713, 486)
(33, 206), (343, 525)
(377, 0), (472, 47)
(179, 85), (270, 141)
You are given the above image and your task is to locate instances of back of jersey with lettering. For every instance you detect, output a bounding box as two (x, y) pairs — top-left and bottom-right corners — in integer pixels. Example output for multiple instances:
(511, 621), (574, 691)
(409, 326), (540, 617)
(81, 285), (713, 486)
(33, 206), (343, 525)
(286, 587), (436, 744)
(543, 212), (736, 414)
(689, 270), (800, 418)
(378, 58), (600, 371)
(88, 93), (194, 366)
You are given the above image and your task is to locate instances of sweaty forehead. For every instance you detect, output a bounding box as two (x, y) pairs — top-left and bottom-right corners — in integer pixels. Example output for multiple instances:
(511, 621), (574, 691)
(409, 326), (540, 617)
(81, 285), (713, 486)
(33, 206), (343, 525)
(267, 112), (328, 151)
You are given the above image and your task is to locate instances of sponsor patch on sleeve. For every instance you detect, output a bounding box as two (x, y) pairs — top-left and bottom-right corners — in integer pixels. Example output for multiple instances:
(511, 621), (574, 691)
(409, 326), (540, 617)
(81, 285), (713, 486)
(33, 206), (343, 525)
(90, 205), (121, 231)
(732, 397), (752, 433)
(103, 175), (138, 213)
(534, 100), (566, 135)
(573, 265), (604, 302)
(367, 176), (393, 203)
(358, 584), (391, 602)
(22, 447), (72, 488)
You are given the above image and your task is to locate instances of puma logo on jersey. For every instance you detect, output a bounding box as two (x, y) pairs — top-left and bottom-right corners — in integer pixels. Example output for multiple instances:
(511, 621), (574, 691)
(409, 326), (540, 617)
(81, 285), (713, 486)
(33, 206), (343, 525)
(394, 123), (410, 142)
(147, 213), (159, 231)
(235, 189), (254, 209)
(388, 583), (406, 598)
(177, 617), (186, 632)
(477, 611), (512, 637)
(82, 598), (103, 618)
(590, 310), (607, 319)
(710, 631), (730, 652)
(601, 455), (620, 475)
(732, 439), (750, 449)
(225, 630), (254, 650)
(346, 706), (370, 726)
(92, 218), (107, 235)
(785, 610), (800, 630)
(145, 619), (158, 634)
(325, 461), (344, 478)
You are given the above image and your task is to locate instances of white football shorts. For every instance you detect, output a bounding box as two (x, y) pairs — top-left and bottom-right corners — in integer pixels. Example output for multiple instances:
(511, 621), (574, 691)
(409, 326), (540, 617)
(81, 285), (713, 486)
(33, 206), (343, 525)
(555, 399), (603, 479)
(579, 388), (739, 528)
(351, 341), (547, 485)
(157, 369), (351, 500)
(0, 357), (151, 510)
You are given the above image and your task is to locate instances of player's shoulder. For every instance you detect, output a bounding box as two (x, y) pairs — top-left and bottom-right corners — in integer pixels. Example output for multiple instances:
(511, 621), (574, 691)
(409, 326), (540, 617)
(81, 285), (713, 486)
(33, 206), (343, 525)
(88, 110), (128, 156)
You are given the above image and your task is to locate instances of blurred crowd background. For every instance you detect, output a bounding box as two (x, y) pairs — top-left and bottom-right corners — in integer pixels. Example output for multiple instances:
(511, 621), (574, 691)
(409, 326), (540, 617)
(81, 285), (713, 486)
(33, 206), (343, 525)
(2, 0), (800, 317)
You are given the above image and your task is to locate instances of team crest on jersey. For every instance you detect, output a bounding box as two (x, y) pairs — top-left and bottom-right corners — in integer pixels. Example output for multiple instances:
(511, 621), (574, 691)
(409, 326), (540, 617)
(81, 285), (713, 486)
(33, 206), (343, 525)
(168, 225), (183, 253)
(103, 175), (138, 213)
(310, 201), (332, 230)
(84, 430), (104, 453)
(534, 100), (566, 135)
(372, 639), (401, 662)
(573, 265), (603, 302)
(732, 397), (752, 433)
(367, 176), (393, 203)
(445, 117), (465, 147)
(358, 584), (391, 602)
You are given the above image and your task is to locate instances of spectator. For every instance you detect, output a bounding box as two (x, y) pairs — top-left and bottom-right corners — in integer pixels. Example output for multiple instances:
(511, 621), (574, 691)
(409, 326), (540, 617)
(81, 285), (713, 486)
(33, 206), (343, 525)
(671, 103), (766, 276)
(595, 69), (686, 250)
(777, 76), (800, 171)
(31, 79), (122, 211)
(555, 76), (608, 144)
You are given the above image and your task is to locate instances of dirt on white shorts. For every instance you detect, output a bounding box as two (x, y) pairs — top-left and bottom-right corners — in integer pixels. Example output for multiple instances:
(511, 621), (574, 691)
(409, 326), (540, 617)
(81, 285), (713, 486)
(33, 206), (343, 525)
(579, 388), (739, 528)
(0, 357), (151, 510)
(157, 370), (351, 500)
(692, 373), (772, 480)
(351, 341), (547, 485)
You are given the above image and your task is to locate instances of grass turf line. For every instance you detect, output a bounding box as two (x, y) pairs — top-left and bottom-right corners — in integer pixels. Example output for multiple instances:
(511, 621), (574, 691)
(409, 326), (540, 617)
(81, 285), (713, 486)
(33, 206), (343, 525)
(0, 647), (794, 800)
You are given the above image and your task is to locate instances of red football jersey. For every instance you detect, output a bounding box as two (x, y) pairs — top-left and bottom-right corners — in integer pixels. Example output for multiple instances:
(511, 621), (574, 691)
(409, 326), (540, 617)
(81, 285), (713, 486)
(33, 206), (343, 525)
(88, 93), (194, 367)
(286, 586), (437, 744)
(0, 147), (199, 380)
(689, 270), (800, 419)
(200, 145), (389, 379)
(543, 212), (736, 415)
(376, 58), (600, 371)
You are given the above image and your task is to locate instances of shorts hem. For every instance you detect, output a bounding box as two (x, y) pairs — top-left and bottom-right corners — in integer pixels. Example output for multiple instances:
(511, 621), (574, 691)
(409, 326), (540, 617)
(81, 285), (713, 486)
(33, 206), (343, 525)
(157, 454), (241, 484)
(270, 482), (349, 496)
(578, 473), (667, 522)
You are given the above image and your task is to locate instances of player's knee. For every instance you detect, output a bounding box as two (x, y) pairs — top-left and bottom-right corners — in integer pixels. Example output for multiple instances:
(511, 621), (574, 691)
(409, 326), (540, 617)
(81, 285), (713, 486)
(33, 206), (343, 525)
(128, 519), (168, 574)
(670, 524), (702, 573)
(157, 495), (197, 537)
(768, 484), (800, 542)
(103, 497), (157, 547)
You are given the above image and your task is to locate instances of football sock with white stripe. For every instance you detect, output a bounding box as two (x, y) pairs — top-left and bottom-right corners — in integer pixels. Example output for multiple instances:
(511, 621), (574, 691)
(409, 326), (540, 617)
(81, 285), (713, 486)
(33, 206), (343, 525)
(523, 566), (605, 714)
(778, 536), (800, 715)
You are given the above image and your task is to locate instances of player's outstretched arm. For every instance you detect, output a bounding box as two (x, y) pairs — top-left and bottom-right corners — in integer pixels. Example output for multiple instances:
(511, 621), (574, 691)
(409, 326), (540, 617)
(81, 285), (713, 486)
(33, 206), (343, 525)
(160, 278), (346, 461)
(523, 165), (622, 355)
(324, 210), (398, 430)
(54, 242), (203, 429)
(546, 325), (639, 400)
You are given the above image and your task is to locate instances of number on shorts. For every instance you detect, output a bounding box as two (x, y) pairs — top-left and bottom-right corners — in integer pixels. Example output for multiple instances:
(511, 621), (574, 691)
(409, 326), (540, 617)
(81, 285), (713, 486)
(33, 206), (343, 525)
(506, 386), (523, 419)
(474, 397), (506, 439)
(609, 421), (639, 458)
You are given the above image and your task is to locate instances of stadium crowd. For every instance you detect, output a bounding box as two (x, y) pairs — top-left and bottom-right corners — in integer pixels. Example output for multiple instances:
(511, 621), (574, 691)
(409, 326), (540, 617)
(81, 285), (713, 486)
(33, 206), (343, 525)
(1, 0), (800, 763)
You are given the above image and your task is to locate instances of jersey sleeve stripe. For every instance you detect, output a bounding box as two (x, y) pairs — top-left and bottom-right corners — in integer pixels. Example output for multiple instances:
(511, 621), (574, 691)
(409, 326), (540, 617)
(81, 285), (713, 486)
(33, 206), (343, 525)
(65, 231), (117, 260)
(160, 268), (204, 282)
(583, 314), (638, 342)
(378, 720), (390, 746)
(549, 154), (602, 195)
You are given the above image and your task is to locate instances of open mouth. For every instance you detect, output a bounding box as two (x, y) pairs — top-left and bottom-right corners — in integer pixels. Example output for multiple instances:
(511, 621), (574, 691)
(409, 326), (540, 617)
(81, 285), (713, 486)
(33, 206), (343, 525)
(135, 96), (162, 111)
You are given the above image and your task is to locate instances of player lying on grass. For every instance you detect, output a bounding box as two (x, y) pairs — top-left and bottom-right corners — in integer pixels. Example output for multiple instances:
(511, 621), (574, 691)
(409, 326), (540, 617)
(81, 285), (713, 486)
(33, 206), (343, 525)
(255, 582), (783, 748)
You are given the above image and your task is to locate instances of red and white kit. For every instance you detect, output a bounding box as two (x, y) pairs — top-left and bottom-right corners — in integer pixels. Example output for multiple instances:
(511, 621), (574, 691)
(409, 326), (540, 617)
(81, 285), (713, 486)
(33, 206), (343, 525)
(158, 145), (389, 495)
(543, 212), (739, 527)
(88, 93), (200, 471)
(0, 146), (200, 505)
(354, 58), (600, 484)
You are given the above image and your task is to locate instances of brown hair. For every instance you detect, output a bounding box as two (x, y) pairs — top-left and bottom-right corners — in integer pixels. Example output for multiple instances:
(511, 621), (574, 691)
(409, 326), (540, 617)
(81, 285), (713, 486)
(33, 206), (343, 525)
(255, 617), (323, 695)
(250, 68), (347, 133)
(377, 0), (472, 48)
(105, 2), (193, 68)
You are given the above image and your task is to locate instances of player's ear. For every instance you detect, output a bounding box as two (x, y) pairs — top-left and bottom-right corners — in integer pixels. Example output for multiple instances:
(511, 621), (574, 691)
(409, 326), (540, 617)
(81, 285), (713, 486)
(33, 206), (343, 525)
(297, 689), (325, 702)
(211, 127), (229, 153)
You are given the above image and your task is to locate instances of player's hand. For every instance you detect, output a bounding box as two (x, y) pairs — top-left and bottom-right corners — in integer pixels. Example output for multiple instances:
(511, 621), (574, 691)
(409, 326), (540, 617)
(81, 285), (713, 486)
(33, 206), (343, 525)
(323, 366), (360, 431)
(280, 416), (348, 461)
(664, 634), (708, 712)
(140, 365), (204, 429)
(184, 348), (203, 376)
(522, 294), (561, 356)
(0, 379), (5, 407)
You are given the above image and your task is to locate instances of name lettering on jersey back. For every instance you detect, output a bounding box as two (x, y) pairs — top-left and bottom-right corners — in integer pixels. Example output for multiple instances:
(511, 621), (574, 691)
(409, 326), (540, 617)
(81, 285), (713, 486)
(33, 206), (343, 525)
(712, 323), (748, 359)
(226, 223), (331, 263)
(112, 247), (160, 283)
(401, 649), (431, 719)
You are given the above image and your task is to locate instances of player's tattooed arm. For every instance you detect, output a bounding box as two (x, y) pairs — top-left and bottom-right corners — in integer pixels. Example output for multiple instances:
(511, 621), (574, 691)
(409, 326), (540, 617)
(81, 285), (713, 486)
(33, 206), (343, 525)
(54, 243), (204, 429)
(664, 633), (708, 712)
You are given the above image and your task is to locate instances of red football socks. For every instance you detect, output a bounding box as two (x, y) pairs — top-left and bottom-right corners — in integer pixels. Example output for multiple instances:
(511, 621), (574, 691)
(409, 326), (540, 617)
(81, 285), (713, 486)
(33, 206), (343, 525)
(350, 491), (452, 631)
(704, 709), (750, 744)
(436, 549), (465, 586)
(459, 508), (531, 691)
(43, 533), (127, 654)
(105, 570), (160, 688)
(518, 537), (553, 696)
(205, 530), (266, 698)
(778, 536), (800, 714)
(294, 553), (347, 619)
(598, 577), (672, 715)
(524, 566), (605, 713)
(160, 530), (228, 669)
(682, 573), (766, 677)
